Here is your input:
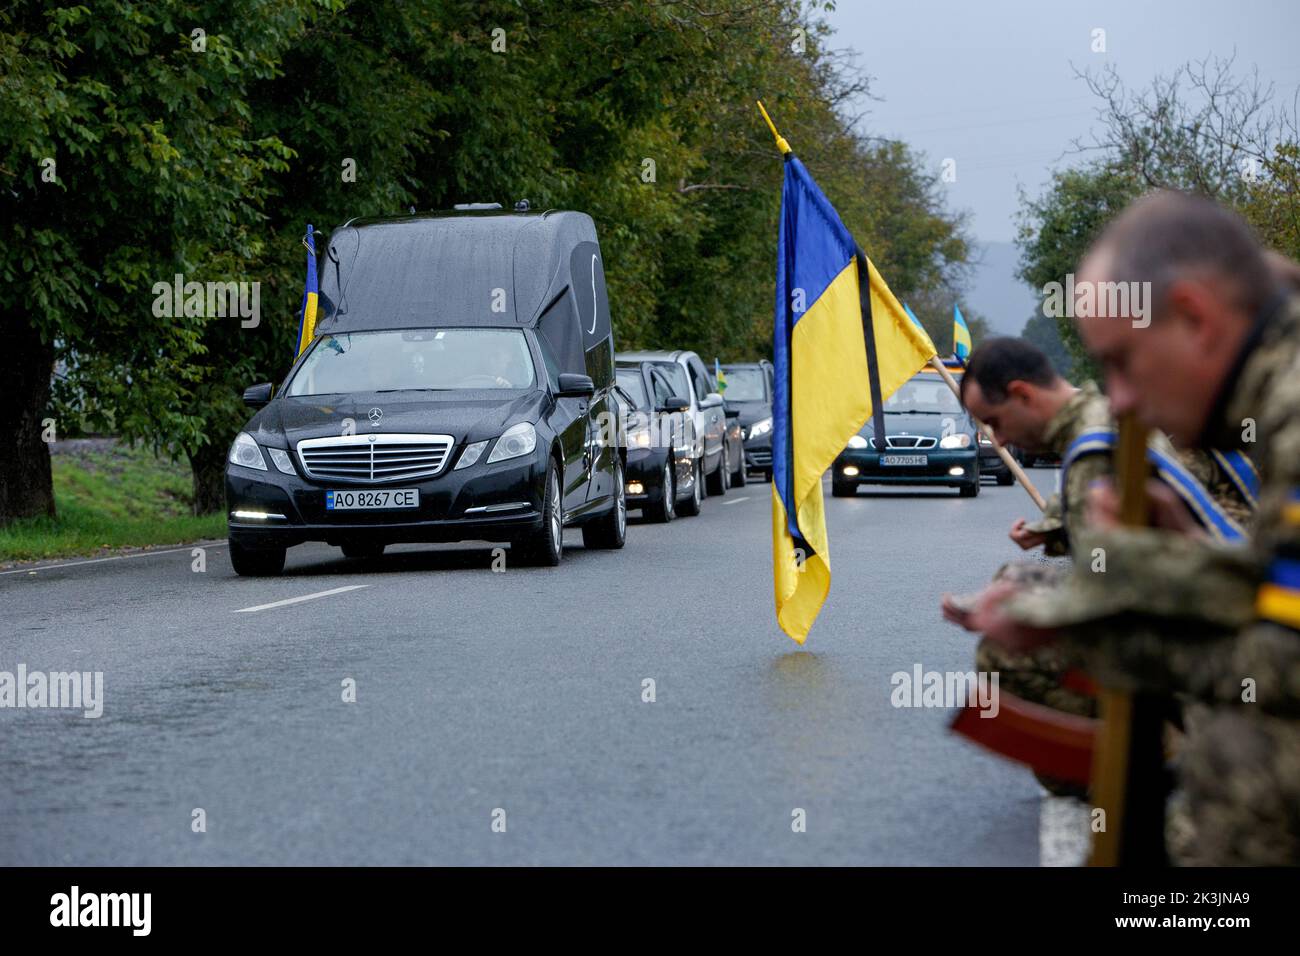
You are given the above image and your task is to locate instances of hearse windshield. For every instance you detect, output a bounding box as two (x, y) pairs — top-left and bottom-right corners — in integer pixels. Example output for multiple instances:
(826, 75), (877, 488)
(287, 328), (537, 396)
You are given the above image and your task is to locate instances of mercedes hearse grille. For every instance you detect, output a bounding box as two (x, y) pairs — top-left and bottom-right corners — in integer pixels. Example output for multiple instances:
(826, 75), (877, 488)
(296, 434), (455, 484)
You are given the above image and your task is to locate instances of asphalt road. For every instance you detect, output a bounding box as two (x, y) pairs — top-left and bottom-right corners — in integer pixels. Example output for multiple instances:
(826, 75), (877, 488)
(1, 468), (1066, 865)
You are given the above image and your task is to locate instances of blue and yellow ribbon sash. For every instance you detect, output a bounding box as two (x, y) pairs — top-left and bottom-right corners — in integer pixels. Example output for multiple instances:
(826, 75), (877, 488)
(1062, 429), (1247, 542)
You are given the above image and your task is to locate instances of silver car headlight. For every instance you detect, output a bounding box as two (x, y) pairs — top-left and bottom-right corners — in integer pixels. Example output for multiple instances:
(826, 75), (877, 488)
(228, 432), (267, 471)
(748, 416), (773, 440)
(455, 440), (489, 470)
(266, 447), (296, 475)
(487, 422), (537, 463)
(940, 433), (972, 449)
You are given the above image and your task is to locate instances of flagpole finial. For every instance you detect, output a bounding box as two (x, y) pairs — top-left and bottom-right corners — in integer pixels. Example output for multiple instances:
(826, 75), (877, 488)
(756, 100), (791, 156)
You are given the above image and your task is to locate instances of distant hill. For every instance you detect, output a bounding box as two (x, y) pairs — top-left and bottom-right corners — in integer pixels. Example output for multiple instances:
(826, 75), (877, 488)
(963, 239), (1040, 336)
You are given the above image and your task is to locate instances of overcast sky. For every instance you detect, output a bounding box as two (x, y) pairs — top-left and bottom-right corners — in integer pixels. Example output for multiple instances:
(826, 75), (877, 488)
(824, 0), (1300, 244)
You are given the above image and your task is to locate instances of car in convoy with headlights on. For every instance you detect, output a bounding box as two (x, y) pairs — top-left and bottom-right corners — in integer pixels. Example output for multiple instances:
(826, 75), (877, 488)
(720, 361), (773, 482)
(615, 349), (731, 500)
(225, 207), (626, 575)
(978, 431), (1015, 485)
(613, 360), (698, 520)
(831, 367), (981, 498)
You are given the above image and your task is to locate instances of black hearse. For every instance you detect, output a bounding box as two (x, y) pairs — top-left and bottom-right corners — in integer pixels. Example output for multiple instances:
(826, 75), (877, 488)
(225, 207), (626, 575)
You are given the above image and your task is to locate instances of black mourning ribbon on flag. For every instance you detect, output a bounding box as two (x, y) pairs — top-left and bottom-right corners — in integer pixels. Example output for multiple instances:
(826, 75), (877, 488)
(855, 249), (888, 455)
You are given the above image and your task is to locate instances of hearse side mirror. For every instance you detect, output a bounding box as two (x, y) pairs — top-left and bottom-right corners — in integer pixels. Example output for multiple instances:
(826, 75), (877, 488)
(243, 383), (274, 409)
(657, 395), (690, 413)
(556, 373), (596, 398)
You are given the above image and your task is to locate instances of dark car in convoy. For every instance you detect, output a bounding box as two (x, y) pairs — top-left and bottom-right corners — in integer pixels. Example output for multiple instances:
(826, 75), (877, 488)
(979, 432), (1015, 485)
(722, 407), (746, 488)
(831, 367), (981, 497)
(1013, 446), (1062, 469)
(616, 349), (733, 499)
(225, 207), (626, 575)
(720, 361), (773, 482)
(614, 359), (699, 520)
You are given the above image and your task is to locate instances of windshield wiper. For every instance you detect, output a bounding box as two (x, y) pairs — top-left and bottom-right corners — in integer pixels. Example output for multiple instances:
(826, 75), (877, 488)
(375, 387), (450, 393)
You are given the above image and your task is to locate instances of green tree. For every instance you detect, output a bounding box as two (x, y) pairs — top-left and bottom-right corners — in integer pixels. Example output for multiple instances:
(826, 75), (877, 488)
(1019, 311), (1075, 380)
(8, 0), (973, 521)
(1, 0), (320, 522)
(1017, 56), (1300, 387)
(1015, 163), (1140, 381)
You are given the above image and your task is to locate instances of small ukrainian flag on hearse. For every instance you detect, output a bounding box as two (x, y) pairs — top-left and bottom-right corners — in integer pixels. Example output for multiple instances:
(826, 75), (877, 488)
(295, 224), (319, 358)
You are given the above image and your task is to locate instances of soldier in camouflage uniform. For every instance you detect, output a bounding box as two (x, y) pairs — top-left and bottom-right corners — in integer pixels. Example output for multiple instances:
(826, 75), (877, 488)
(987, 190), (1299, 864)
(950, 340), (1115, 723)
(947, 340), (1252, 727)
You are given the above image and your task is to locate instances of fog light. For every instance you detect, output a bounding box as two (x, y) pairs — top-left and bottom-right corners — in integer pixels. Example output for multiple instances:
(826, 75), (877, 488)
(231, 509), (286, 521)
(948, 466), (964, 476)
(627, 481), (644, 495)
(842, 465), (859, 477)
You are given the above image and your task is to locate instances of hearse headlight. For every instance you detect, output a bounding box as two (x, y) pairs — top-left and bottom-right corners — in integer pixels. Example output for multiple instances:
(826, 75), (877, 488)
(940, 433), (972, 449)
(455, 439), (489, 470)
(487, 422), (537, 463)
(229, 432), (267, 471)
(266, 447), (296, 475)
(748, 416), (773, 440)
(847, 434), (868, 449)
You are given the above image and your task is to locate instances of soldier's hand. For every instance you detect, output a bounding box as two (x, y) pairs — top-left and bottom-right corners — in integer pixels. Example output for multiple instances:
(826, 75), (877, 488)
(1009, 518), (1047, 550)
(941, 591), (979, 630)
(969, 580), (1057, 652)
(1143, 480), (1203, 536)
(1085, 477), (1204, 536)
(1084, 478), (1122, 530)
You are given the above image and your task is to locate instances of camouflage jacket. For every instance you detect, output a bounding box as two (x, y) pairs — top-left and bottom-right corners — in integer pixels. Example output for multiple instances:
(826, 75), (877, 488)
(1010, 295), (1300, 712)
(1024, 381), (1113, 558)
(1024, 382), (1250, 558)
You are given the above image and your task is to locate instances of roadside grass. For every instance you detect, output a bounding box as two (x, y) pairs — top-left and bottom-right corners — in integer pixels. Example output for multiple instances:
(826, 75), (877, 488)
(0, 442), (224, 563)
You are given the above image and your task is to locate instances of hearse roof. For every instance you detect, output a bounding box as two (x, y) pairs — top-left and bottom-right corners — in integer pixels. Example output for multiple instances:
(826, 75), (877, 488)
(313, 210), (598, 333)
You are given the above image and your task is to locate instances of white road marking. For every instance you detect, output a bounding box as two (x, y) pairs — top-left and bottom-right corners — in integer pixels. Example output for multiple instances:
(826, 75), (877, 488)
(1039, 792), (1091, 866)
(0, 542), (228, 576)
(723, 496), (751, 505)
(234, 585), (369, 614)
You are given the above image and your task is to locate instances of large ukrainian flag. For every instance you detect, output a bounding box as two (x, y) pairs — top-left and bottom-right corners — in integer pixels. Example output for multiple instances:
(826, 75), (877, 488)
(295, 224), (319, 357)
(772, 155), (936, 643)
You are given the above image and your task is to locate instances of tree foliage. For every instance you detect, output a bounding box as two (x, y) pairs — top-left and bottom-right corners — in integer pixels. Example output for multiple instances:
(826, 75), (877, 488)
(1016, 55), (1300, 383)
(4, 0), (970, 520)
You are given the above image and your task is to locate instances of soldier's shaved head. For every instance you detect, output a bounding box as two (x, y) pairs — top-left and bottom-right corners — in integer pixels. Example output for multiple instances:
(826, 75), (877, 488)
(1074, 190), (1279, 446)
(960, 337), (1075, 452)
(1090, 190), (1276, 322)
(1266, 249), (1300, 293)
